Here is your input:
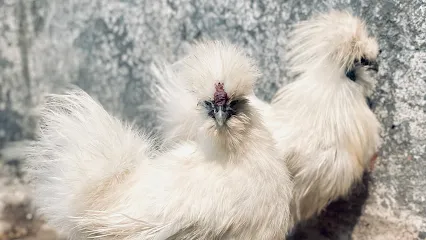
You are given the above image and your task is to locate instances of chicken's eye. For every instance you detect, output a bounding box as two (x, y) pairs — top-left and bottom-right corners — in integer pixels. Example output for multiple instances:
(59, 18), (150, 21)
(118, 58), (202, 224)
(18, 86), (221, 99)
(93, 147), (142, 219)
(226, 99), (248, 116)
(203, 101), (215, 118)
(204, 100), (214, 108)
(226, 102), (238, 117)
(230, 99), (248, 109)
(345, 69), (356, 82)
(229, 100), (239, 108)
(357, 57), (372, 66)
(361, 57), (375, 67)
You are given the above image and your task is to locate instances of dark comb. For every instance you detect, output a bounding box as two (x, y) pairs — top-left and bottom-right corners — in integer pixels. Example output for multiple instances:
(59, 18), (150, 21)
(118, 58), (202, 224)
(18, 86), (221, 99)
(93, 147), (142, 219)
(214, 83), (228, 106)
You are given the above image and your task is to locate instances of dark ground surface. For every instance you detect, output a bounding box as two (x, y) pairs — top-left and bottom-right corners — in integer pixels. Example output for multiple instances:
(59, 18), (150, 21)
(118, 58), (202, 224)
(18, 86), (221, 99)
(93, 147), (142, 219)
(0, 0), (425, 239)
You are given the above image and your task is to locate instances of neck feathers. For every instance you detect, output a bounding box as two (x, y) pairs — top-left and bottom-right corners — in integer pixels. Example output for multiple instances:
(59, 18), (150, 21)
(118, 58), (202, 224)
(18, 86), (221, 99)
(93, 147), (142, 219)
(199, 108), (269, 163)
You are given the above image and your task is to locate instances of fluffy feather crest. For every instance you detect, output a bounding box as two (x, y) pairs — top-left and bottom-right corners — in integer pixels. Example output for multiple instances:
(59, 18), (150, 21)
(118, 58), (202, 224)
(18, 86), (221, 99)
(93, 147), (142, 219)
(287, 10), (379, 74)
(179, 40), (260, 101)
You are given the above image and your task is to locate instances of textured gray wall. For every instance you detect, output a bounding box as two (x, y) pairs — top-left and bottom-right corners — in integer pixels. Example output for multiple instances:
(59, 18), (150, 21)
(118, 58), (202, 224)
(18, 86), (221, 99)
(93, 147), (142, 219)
(0, 0), (425, 239)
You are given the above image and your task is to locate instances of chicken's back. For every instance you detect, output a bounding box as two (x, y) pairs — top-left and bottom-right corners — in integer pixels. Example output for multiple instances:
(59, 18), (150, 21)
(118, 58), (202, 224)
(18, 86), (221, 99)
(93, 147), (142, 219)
(271, 79), (380, 222)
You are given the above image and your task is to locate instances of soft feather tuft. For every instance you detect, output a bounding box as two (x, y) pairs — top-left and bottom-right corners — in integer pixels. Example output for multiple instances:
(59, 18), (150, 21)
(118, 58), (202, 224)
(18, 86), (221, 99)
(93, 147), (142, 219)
(287, 10), (379, 75)
(24, 88), (157, 239)
(149, 61), (200, 145)
(179, 40), (260, 101)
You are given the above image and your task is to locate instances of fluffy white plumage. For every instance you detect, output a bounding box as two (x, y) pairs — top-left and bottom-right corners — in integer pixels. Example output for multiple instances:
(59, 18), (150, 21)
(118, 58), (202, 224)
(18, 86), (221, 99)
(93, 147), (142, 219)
(264, 11), (382, 222)
(25, 40), (294, 239)
(152, 12), (381, 225)
(152, 41), (260, 147)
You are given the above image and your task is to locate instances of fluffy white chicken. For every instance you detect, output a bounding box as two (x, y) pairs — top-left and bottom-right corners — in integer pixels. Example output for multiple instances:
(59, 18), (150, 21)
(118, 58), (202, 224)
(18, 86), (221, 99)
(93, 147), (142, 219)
(25, 41), (294, 239)
(261, 11), (382, 223)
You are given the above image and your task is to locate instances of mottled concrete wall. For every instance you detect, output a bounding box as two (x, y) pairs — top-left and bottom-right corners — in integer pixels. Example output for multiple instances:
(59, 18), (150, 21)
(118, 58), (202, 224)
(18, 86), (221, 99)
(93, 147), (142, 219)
(0, 0), (425, 239)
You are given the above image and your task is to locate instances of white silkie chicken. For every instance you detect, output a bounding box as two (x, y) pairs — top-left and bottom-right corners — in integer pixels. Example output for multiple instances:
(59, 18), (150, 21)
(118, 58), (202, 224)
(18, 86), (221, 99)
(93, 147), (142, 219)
(25, 41), (294, 239)
(253, 10), (382, 223)
(153, 12), (382, 225)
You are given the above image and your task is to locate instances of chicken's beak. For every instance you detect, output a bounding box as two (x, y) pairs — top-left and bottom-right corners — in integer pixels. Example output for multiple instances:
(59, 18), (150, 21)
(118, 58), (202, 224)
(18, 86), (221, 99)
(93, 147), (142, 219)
(367, 60), (379, 72)
(357, 59), (379, 72)
(355, 59), (379, 72)
(214, 105), (228, 127)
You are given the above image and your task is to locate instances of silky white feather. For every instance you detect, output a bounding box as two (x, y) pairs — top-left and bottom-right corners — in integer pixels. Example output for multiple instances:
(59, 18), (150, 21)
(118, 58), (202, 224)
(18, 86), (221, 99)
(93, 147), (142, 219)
(25, 41), (294, 239)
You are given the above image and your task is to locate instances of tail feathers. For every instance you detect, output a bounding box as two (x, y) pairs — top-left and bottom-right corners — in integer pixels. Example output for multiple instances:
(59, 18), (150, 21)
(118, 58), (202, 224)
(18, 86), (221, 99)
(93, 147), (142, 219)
(147, 61), (200, 143)
(24, 88), (155, 237)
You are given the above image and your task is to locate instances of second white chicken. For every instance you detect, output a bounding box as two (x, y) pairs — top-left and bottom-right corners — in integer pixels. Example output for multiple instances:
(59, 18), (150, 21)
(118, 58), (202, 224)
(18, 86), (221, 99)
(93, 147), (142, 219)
(263, 11), (382, 222)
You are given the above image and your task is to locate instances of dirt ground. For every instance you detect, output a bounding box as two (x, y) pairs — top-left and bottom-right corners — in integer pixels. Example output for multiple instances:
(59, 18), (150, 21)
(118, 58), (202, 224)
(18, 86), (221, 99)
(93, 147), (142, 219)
(0, 160), (62, 240)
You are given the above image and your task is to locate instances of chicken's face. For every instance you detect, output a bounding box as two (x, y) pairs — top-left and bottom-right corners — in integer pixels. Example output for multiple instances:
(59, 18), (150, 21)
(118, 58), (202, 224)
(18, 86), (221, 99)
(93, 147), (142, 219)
(287, 11), (381, 97)
(179, 41), (260, 153)
(201, 83), (249, 127)
(344, 41), (380, 98)
(338, 15), (380, 95)
(196, 81), (255, 156)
